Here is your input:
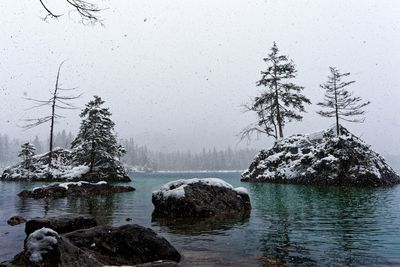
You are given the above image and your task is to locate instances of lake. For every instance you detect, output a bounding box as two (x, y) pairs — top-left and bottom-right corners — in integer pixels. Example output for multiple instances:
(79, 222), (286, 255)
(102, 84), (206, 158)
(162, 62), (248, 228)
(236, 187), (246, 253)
(1, 172), (400, 266)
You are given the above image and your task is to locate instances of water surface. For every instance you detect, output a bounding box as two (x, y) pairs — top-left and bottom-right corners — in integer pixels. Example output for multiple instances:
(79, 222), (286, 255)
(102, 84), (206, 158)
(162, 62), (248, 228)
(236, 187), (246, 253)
(1, 172), (400, 266)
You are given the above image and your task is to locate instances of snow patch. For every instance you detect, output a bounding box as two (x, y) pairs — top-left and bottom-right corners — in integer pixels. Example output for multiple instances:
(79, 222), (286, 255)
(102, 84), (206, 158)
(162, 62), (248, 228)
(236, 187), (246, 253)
(32, 181), (108, 191)
(234, 187), (249, 195)
(153, 178), (247, 199)
(26, 227), (59, 263)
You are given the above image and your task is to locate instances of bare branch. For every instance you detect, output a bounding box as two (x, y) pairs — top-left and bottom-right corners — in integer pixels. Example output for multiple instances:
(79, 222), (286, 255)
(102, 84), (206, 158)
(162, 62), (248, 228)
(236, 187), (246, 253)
(39, 0), (103, 24)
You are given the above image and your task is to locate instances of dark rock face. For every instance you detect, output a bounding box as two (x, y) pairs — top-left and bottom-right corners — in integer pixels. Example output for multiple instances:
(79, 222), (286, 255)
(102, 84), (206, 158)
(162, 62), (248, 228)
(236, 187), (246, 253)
(64, 224), (181, 265)
(1, 148), (131, 183)
(7, 216), (27, 226)
(25, 215), (97, 236)
(242, 126), (400, 187)
(152, 178), (251, 218)
(18, 181), (135, 199)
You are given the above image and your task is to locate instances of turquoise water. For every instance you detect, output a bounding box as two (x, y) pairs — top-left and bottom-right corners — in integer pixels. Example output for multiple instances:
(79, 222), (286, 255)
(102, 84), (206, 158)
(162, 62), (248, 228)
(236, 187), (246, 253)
(1, 172), (400, 266)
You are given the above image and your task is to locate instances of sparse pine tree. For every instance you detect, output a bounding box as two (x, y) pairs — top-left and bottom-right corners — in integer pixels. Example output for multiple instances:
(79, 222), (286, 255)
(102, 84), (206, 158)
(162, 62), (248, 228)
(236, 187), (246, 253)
(18, 142), (36, 168)
(317, 67), (370, 135)
(242, 42), (311, 140)
(71, 96), (125, 173)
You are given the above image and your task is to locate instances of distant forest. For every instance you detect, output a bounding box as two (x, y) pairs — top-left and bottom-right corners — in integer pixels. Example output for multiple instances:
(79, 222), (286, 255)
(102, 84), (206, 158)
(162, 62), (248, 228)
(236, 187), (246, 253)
(0, 131), (258, 171)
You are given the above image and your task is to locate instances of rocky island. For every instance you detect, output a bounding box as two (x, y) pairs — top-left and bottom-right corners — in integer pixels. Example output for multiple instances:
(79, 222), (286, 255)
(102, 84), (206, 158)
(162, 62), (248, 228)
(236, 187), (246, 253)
(1, 148), (130, 182)
(242, 126), (400, 187)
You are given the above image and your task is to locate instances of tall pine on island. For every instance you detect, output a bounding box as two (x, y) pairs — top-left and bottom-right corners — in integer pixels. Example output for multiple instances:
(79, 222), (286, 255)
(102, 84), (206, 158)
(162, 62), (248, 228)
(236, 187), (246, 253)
(71, 96), (130, 182)
(241, 42), (311, 140)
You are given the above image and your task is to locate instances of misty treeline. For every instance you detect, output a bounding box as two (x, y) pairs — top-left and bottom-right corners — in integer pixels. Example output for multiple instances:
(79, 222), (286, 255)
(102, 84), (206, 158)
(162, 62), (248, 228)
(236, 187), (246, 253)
(0, 131), (74, 168)
(122, 139), (258, 171)
(0, 132), (257, 171)
(242, 42), (370, 140)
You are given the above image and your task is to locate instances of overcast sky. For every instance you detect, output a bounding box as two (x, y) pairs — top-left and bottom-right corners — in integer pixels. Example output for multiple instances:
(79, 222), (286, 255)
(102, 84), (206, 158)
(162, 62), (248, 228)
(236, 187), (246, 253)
(0, 0), (399, 153)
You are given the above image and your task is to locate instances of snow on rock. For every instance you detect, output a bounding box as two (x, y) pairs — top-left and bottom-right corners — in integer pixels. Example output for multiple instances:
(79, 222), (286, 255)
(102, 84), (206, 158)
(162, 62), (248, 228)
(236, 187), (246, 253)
(26, 227), (59, 263)
(152, 178), (246, 199)
(19, 180), (135, 199)
(234, 187), (249, 195)
(242, 126), (400, 187)
(152, 178), (251, 218)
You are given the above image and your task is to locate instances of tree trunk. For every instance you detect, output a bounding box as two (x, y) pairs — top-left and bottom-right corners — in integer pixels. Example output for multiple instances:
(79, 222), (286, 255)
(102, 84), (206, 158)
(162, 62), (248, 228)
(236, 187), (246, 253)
(48, 64), (62, 168)
(333, 73), (340, 136)
(274, 67), (283, 138)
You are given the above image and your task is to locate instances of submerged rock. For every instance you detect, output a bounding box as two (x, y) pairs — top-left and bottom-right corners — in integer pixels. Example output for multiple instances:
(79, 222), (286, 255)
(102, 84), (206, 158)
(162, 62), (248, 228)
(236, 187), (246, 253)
(152, 178), (251, 218)
(64, 224), (181, 265)
(242, 126), (400, 187)
(1, 148), (131, 183)
(7, 216), (27, 226)
(18, 181), (135, 199)
(25, 215), (97, 236)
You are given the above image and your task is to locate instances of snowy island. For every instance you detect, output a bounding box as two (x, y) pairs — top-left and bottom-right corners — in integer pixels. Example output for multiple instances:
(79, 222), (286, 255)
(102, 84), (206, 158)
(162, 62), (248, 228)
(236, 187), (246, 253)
(242, 126), (400, 187)
(0, 148), (130, 182)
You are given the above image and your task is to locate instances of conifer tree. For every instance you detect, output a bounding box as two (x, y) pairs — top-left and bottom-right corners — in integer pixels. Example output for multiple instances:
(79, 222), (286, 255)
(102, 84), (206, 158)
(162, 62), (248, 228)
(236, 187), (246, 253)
(71, 96), (125, 172)
(242, 42), (311, 140)
(18, 142), (36, 168)
(317, 67), (370, 135)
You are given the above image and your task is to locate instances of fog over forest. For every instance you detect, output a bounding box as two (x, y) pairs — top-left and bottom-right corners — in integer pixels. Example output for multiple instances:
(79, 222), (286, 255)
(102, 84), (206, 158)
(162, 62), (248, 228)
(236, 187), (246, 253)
(1, 1), (400, 158)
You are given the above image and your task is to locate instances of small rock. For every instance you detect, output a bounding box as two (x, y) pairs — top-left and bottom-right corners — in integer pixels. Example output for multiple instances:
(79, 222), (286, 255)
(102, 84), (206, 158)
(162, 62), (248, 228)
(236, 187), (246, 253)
(7, 216), (27, 226)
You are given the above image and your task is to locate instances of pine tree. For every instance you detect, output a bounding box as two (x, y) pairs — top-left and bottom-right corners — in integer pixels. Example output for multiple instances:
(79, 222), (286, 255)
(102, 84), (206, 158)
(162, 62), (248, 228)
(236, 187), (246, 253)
(18, 142), (36, 168)
(71, 96), (125, 173)
(317, 67), (370, 135)
(242, 42), (311, 140)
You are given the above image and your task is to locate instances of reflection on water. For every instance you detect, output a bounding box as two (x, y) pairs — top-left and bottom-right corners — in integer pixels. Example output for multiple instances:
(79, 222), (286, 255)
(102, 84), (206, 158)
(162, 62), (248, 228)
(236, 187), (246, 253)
(1, 173), (400, 266)
(152, 214), (250, 236)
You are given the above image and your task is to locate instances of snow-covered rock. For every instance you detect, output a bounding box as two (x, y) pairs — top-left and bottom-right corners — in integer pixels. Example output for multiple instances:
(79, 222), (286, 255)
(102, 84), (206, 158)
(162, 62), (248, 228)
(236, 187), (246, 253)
(18, 181), (135, 199)
(26, 228), (59, 263)
(152, 178), (251, 218)
(1, 148), (131, 182)
(242, 126), (400, 186)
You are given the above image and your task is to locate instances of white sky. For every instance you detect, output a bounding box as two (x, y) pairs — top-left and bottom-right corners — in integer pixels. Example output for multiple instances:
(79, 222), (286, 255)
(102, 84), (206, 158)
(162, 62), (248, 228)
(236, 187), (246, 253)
(0, 0), (399, 153)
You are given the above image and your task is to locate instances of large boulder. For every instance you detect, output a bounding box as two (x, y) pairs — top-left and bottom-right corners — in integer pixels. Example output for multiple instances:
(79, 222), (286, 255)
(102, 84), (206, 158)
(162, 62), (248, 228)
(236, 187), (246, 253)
(25, 215), (97, 236)
(7, 228), (102, 267)
(1, 148), (131, 183)
(152, 178), (251, 218)
(242, 126), (400, 187)
(18, 181), (135, 199)
(64, 224), (181, 265)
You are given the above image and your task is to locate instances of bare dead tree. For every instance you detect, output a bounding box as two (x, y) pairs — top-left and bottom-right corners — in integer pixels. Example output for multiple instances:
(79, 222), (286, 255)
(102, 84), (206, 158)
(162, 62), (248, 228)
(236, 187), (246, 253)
(24, 61), (82, 168)
(39, 0), (103, 24)
(317, 67), (370, 135)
